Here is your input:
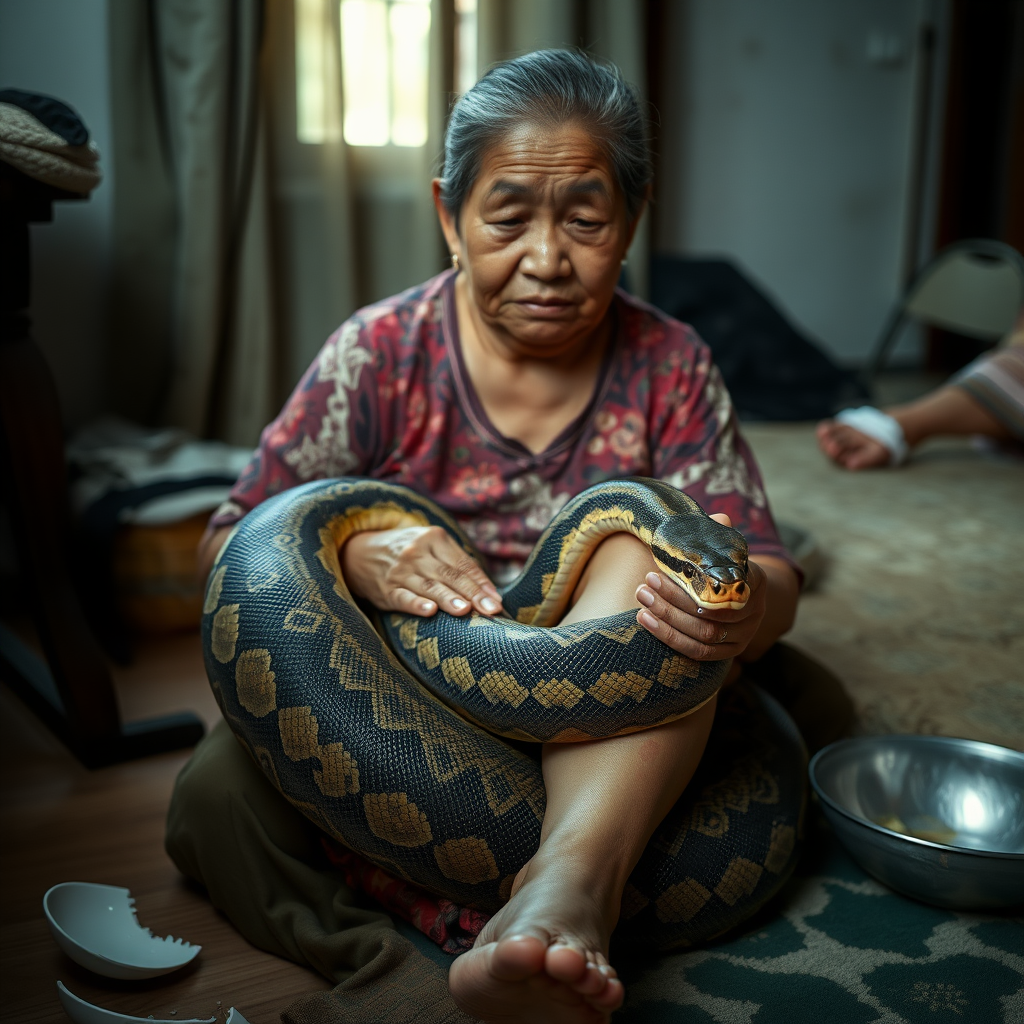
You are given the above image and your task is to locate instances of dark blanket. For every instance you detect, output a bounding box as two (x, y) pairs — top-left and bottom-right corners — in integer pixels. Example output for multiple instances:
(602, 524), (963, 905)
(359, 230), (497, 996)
(649, 257), (868, 421)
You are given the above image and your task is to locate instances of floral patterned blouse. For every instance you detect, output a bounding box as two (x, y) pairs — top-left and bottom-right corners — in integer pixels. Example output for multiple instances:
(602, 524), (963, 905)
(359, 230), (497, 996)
(211, 271), (794, 586)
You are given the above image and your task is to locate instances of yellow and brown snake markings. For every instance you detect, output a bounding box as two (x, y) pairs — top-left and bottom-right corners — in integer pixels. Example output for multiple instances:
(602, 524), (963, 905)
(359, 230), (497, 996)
(203, 477), (807, 947)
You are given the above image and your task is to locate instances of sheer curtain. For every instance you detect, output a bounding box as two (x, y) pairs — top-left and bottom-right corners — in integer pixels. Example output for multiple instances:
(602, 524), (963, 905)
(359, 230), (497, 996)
(107, 0), (281, 447)
(265, 0), (360, 392)
(106, 0), (646, 445)
(108, 0), (453, 444)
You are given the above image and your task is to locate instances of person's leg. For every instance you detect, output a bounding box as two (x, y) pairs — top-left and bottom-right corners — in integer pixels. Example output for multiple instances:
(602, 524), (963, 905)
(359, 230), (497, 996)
(166, 720), (402, 975)
(168, 722), (479, 1024)
(449, 534), (719, 1024)
(817, 384), (1013, 470)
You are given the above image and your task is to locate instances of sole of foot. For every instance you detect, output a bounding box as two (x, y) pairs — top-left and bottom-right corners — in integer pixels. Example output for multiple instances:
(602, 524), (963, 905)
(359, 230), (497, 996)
(449, 932), (623, 1024)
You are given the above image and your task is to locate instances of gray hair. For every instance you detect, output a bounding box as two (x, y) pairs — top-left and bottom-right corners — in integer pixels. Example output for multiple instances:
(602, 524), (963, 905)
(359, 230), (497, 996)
(439, 49), (652, 225)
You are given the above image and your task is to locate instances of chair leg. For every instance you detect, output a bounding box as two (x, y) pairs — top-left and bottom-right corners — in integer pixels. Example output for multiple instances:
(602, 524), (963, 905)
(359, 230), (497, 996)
(0, 325), (204, 768)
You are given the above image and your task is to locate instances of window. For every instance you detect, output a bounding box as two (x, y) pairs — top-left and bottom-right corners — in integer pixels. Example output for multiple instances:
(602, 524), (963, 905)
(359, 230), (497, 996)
(295, 0), (343, 144)
(295, 0), (432, 147)
(295, 0), (483, 147)
(454, 0), (477, 96)
(340, 0), (431, 146)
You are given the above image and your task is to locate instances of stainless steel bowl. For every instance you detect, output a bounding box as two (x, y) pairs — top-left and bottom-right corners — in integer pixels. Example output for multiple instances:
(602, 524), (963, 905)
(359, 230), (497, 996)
(809, 735), (1024, 909)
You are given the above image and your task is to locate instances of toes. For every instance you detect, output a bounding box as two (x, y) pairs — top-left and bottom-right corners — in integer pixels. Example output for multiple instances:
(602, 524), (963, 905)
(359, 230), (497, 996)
(545, 941), (589, 984)
(573, 962), (623, 1011)
(491, 934), (548, 981)
(589, 975), (625, 1011)
(570, 961), (611, 996)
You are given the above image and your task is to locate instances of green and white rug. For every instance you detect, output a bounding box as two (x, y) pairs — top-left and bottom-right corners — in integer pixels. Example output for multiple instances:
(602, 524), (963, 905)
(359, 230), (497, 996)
(613, 814), (1023, 1024)
(397, 809), (1022, 1023)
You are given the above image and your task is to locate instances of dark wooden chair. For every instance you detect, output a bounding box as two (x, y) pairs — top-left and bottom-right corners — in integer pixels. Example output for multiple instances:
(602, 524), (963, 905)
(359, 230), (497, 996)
(0, 162), (204, 767)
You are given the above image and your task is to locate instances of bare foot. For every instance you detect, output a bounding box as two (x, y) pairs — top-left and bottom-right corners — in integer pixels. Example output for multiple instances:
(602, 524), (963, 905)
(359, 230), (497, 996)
(448, 851), (625, 1023)
(816, 419), (894, 470)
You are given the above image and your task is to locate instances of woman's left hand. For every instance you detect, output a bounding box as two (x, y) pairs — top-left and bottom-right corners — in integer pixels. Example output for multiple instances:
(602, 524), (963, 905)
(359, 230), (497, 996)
(634, 513), (768, 662)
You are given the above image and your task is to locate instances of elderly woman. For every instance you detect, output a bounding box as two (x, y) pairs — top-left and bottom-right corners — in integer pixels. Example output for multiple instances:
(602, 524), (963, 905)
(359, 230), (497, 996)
(184, 50), (801, 1024)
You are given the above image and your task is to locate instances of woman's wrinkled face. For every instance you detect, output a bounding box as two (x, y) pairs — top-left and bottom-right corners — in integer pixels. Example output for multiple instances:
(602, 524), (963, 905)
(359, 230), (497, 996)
(434, 122), (639, 359)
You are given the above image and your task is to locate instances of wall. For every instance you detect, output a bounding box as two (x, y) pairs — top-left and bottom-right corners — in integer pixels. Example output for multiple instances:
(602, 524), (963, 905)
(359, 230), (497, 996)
(0, 0), (947, 419)
(657, 0), (948, 367)
(0, 0), (113, 429)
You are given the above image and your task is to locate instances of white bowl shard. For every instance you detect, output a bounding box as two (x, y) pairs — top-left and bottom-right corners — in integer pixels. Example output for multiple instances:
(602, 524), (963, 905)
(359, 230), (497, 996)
(56, 982), (216, 1024)
(44, 882), (201, 980)
(225, 1010), (251, 1024)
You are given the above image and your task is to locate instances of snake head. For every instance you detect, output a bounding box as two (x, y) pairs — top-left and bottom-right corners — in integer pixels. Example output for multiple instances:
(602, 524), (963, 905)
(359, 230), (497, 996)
(652, 515), (750, 610)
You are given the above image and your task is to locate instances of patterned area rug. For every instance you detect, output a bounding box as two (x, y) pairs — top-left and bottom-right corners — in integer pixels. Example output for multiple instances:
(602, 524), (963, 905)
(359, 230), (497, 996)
(742, 424), (1024, 754)
(395, 808), (1023, 1023)
(612, 812), (1023, 1024)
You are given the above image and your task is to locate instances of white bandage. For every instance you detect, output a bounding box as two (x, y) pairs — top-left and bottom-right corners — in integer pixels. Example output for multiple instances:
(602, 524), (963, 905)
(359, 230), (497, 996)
(834, 406), (909, 466)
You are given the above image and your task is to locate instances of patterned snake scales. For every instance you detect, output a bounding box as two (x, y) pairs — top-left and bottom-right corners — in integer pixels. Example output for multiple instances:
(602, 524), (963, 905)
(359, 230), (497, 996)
(202, 477), (807, 950)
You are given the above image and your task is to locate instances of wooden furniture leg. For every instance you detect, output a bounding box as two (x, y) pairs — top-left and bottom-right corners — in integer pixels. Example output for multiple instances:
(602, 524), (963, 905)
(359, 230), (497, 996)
(0, 164), (204, 767)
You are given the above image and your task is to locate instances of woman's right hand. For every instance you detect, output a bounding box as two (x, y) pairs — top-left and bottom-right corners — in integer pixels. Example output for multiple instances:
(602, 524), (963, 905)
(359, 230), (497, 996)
(341, 527), (503, 618)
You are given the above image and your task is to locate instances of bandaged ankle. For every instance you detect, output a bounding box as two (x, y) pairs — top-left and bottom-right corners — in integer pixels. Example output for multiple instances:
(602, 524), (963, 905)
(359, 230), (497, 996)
(834, 406), (909, 465)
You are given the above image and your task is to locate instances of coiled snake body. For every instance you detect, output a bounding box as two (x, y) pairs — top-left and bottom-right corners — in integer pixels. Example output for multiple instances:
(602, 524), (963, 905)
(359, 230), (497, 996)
(203, 477), (806, 949)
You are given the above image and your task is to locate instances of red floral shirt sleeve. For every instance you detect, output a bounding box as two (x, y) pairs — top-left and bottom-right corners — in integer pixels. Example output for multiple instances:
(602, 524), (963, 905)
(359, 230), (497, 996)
(209, 319), (381, 527)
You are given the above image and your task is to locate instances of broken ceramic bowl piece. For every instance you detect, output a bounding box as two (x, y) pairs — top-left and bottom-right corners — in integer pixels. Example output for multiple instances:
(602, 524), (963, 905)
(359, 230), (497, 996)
(55, 984), (252, 1024)
(56, 982), (215, 1024)
(44, 882), (200, 980)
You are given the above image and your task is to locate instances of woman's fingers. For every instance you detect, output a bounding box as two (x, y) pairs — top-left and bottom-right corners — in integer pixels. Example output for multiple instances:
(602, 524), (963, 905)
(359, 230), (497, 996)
(389, 586), (441, 616)
(635, 610), (734, 660)
(415, 572), (496, 616)
(427, 535), (503, 615)
(341, 526), (502, 617)
(635, 597), (743, 660)
(635, 562), (767, 660)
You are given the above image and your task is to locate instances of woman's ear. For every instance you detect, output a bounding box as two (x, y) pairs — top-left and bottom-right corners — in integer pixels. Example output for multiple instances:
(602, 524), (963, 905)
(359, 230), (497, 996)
(432, 179), (461, 258)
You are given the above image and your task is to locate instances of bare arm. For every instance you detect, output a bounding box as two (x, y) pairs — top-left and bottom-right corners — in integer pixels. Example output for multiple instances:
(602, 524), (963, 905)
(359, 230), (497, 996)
(738, 553), (799, 662)
(817, 385), (1013, 470)
(893, 385), (1011, 447)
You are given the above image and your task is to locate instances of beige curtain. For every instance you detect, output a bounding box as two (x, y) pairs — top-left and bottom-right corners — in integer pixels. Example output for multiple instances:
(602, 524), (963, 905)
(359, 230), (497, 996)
(262, 0), (360, 389)
(106, 1), (647, 445)
(107, 0), (281, 446)
(476, 0), (650, 297)
(108, 0), (451, 443)
(264, 0), (451, 381)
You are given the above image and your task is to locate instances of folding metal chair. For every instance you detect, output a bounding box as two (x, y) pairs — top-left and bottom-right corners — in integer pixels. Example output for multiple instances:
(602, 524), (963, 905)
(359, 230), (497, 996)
(868, 238), (1024, 378)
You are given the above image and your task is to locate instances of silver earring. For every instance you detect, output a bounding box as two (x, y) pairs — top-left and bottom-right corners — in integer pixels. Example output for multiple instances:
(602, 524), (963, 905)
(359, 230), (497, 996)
(621, 258), (628, 266)
(451, 253), (460, 271)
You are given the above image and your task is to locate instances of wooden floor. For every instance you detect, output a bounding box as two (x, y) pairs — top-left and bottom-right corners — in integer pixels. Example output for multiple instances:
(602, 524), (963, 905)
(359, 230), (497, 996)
(0, 630), (330, 1024)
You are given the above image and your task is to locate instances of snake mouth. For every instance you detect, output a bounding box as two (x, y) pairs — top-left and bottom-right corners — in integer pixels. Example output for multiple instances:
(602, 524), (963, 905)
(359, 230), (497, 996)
(653, 549), (749, 610)
(697, 567), (749, 609)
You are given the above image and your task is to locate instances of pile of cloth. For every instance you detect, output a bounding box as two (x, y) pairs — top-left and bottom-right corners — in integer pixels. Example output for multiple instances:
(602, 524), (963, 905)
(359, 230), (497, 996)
(0, 87), (101, 194)
(67, 417), (253, 658)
